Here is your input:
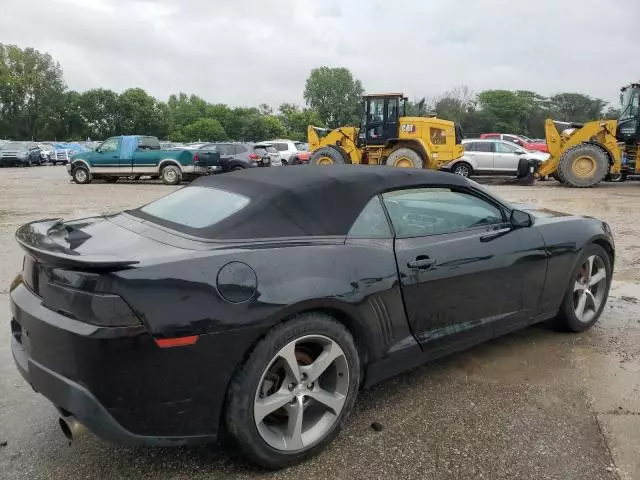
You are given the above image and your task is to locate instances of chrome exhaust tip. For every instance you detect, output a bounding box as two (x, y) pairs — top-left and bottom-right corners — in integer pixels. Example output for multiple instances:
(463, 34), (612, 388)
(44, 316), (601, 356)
(58, 416), (87, 443)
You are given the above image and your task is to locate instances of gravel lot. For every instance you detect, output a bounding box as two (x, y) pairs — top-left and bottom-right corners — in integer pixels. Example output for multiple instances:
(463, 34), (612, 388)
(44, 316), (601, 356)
(1, 167), (639, 480)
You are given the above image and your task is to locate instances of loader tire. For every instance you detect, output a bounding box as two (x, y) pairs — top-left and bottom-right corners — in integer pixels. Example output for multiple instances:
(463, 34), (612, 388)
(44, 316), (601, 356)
(557, 144), (608, 188)
(385, 148), (424, 169)
(309, 147), (348, 166)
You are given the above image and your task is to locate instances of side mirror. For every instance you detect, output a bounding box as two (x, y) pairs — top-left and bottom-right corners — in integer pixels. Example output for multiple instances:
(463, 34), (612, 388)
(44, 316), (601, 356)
(510, 209), (533, 228)
(516, 149), (527, 155)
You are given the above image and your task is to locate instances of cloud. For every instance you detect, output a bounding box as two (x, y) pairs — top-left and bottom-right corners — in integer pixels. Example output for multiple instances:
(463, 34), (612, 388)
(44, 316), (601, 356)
(1, 0), (638, 107)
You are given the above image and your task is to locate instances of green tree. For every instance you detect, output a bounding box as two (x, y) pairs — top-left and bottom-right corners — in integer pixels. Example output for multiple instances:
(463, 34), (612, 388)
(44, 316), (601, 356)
(549, 93), (607, 123)
(119, 88), (168, 137)
(0, 43), (66, 139)
(303, 67), (364, 128)
(278, 103), (322, 140)
(182, 118), (228, 142)
(78, 88), (121, 139)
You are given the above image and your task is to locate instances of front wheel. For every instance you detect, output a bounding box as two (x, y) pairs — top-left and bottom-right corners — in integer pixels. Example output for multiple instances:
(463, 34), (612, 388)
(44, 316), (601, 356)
(72, 166), (91, 184)
(309, 147), (347, 166)
(554, 244), (612, 332)
(452, 161), (473, 177)
(225, 313), (360, 469)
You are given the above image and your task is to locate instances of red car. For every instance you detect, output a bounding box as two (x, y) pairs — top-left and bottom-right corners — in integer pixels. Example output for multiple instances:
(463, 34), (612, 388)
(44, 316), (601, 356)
(480, 133), (549, 153)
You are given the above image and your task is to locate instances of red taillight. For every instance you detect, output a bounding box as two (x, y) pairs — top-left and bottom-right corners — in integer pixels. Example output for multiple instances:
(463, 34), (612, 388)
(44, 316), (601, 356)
(193, 153), (199, 164)
(248, 153), (260, 160)
(155, 335), (199, 348)
(299, 152), (310, 160)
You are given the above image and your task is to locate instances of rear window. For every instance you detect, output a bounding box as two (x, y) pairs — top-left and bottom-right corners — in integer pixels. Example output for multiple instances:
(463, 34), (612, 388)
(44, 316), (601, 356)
(266, 146), (278, 153)
(272, 143), (288, 151)
(138, 186), (250, 230)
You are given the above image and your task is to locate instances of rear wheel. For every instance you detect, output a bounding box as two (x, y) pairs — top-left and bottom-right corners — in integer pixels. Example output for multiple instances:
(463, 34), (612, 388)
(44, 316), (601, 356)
(554, 244), (612, 332)
(385, 148), (424, 169)
(72, 166), (91, 184)
(161, 165), (182, 185)
(231, 165), (245, 171)
(309, 147), (346, 166)
(452, 161), (473, 177)
(557, 144), (608, 188)
(225, 313), (360, 469)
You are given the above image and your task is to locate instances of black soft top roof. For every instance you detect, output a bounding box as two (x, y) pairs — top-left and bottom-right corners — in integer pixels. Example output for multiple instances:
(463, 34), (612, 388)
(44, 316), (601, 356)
(148, 166), (470, 239)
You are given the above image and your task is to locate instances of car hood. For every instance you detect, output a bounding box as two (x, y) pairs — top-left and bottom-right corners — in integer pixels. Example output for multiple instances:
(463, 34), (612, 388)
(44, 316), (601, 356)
(511, 202), (577, 222)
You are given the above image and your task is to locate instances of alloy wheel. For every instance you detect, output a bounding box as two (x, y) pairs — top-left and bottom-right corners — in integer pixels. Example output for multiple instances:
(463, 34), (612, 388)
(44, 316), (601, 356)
(573, 255), (607, 323)
(253, 335), (349, 452)
(454, 164), (470, 177)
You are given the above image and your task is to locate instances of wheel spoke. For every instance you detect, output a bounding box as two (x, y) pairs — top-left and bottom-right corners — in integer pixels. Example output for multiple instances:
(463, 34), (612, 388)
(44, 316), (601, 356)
(584, 256), (595, 283)
(307, 388), (346, 415)
(300, 343), (343, 383)
(589, 270), (606, 288)
(278, 341), (301, 383)
(574, 280), (585, 292)
(584, 289), (597, 310)
(254, 389), (294, 423)
(284, 396), (304, 450)
(575, 291), (587, 319)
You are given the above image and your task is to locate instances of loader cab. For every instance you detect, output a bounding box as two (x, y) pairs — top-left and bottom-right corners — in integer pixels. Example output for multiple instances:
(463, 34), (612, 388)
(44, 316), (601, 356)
(359, 94), (407, 146)
(617, 83), (640, 142)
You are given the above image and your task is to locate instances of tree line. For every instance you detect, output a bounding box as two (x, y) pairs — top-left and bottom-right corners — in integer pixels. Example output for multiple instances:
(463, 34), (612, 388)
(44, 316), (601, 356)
(0, 43), (621, 142)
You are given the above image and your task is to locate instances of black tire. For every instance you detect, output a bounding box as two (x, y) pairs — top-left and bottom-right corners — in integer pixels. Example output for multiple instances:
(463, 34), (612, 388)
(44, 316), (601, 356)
(553, 244), (612, 332)
(72, 166), (91, 184)
(231, 165), (245, 171)
(557, 144), (608, 188)
(385, 148), (424, 169)
(225, 312), (360, 469)
(604, 172), (627, 183)
(161, 165), (182, 185)
(104, 177), (118, 184)
(309, 147), (347, 165)
(451, 161), (473, 177)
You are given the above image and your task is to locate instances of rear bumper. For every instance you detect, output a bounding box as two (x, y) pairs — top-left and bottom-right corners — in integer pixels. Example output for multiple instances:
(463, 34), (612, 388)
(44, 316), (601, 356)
(9, 283), (223, 446)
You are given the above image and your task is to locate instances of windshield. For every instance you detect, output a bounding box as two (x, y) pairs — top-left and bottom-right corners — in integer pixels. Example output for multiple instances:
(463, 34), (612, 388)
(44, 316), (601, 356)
(620, 87), (639, 120)
(136, 186), (250, 230)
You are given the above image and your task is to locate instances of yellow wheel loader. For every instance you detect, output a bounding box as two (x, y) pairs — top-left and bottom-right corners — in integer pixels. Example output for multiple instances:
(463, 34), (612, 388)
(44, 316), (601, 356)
(520, 82), (640, 187)
(307, 93), (464, 170)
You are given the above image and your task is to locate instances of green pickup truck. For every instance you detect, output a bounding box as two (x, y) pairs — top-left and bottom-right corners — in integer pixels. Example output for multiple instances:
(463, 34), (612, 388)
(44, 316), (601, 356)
(66, 135), (219, 185)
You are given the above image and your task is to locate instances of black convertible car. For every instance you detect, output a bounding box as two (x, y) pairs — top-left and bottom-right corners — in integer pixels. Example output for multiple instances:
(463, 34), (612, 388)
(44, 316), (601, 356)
(10, 166), (614, 468)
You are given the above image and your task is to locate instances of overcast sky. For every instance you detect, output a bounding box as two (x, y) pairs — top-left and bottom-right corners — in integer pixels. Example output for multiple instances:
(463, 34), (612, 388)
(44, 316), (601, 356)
(2, 0), (638, 107)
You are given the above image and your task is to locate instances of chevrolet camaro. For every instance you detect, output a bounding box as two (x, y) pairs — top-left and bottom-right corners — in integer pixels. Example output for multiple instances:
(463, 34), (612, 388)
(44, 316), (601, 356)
(9, 166), (614, 468)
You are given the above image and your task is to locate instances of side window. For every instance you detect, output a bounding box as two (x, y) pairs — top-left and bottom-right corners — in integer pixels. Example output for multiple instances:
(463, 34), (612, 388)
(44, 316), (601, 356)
(430, 127), (447, 145)
(348, 196), (392, 238)
(484, 134), (499, 139)
(495, 142), (518, 153)
(216, 144), (234, 155)
(504, 135), (523, 146)
(382, 188), (504, 237)
(98, 138), (119, 153)
(387, 100), (398, 122)
(138, 137), (160, 150)
(464, 142), (476, 152)
(476, 142), (493, 152)
(235, 144), (248, 154)
(273, 143), (288, 152)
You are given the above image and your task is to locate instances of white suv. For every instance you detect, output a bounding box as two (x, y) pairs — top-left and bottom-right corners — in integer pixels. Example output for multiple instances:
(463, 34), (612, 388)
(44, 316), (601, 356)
(267, 139), (306, 165)
(443, 139), (550, 177)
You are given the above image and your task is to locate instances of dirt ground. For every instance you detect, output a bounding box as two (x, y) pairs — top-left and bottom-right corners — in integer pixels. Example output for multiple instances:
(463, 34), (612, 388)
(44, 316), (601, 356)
(1, 166), (639, 480)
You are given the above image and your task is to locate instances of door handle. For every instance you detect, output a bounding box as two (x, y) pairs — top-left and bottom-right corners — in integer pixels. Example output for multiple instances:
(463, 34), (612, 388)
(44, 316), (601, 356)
(407, 256), (435, 270)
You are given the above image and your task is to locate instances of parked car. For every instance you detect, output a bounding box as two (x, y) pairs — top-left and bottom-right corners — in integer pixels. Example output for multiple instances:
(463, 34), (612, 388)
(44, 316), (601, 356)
(289, 150), (311, 165)
(10, 166), (614, 468)
(66, 135), (218, 185)
(37, 143), (55, 162)
(198, 142), (278, 171)
(50, 143), (89, 165)
(0, 141), (42, 166)
(267, 139), (306, 165)
(442, 139), (550, 177)
(480, 133), (548, 153)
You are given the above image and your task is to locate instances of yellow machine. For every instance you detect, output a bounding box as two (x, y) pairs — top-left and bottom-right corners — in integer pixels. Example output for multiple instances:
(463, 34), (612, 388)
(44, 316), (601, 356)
(526, 82), (640, 187)
(307, 93), (464, 169)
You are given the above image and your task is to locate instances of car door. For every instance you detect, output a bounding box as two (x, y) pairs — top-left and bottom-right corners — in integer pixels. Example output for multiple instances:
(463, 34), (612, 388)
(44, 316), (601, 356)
(382, 186), (546, 354)
(131, 136), (158, 175)
(92, 137), (120, 170)
(466, 141), (494, 171)
(493, 141), (521, 172)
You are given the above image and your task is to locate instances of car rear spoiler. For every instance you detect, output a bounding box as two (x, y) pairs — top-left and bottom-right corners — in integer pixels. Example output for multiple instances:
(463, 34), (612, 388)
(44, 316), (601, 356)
(15, 219), (139, 270)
